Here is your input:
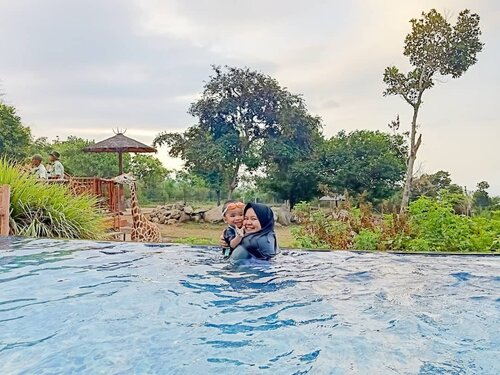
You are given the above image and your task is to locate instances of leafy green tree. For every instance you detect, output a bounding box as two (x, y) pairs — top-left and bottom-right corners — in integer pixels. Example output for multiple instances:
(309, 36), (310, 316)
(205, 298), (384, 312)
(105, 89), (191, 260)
(129, 154), (170, 202)
(154, 126), (228, 204)
(48, 136), (130, 177)
(319, 130), (407, 202)
(259, 103), (323, 206)
(172, 171), (210, 202)
(473, 181), (491, 209)
(383, 9), (483, 213)
(155, 65), (317, 199)
(0, 102), (32, 160)
(411, 170), (463, 199)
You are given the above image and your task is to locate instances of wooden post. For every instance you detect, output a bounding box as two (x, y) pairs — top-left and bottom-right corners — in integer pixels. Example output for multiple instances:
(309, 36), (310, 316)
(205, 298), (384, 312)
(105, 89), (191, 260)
(118, 151), (123, 175)
(0, 185), (11, 236)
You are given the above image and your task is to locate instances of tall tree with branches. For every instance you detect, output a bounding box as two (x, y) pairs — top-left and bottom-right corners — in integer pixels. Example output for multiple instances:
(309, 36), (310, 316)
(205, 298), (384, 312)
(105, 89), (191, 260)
(155, 65), (320, 200)
(383, 9), (483, 213)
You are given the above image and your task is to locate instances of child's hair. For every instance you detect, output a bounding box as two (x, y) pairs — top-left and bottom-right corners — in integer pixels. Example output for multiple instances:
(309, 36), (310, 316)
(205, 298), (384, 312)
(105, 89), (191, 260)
(222, 200), (244, 216)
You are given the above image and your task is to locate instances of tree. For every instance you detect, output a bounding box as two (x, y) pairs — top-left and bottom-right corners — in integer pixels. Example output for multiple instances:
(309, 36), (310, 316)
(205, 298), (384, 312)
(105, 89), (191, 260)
(473, 181), (491, 209)
(319, 130), (407, 203)
(383, 9), (483, 213)
(129, 154), (170, 202)
(50, 137), (131, 177)
(154, 126), (228, 205)
(155, 65), (316, 199)
(0, 102), (32, 160)
(259, 105), (323, 206)
(411, 170), (463, 199)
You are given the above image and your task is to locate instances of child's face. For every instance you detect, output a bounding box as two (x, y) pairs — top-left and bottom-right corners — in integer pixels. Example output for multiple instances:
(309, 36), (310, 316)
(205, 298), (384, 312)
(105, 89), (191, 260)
(244, 208), (262, 233)
(224, 208), (244, 228)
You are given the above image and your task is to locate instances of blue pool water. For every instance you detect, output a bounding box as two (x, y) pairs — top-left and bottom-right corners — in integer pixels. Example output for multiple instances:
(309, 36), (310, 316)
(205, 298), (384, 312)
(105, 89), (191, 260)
(0, 237), (499, 374)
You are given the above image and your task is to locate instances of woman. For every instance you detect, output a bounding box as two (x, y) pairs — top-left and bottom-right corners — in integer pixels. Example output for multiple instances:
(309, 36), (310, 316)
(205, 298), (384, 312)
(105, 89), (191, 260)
(228, 203), (279, 261)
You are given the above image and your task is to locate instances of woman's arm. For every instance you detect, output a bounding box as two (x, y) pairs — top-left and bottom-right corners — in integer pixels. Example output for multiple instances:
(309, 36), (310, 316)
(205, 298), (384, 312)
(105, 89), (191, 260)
(219, 231), (228, 247)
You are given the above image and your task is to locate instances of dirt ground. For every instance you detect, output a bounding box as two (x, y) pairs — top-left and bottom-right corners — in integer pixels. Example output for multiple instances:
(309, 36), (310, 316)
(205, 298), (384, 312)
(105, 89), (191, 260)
(120, 209), (296, 247)
(159, 222), (296, 247)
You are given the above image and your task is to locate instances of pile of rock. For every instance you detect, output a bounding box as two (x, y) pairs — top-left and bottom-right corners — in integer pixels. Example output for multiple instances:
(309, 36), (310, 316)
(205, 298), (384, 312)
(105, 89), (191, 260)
(149, 202), (295, 226)
(148, 202), (207, 225)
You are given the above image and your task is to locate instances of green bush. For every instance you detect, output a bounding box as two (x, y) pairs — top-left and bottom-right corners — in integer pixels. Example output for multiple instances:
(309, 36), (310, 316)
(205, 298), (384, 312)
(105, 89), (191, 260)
(408, 196), (498, 252)
(1, 158), (107, 239)
(291, 197), (498, 252)
(408, 196), (472, 251)
(353, 229), (381, 250)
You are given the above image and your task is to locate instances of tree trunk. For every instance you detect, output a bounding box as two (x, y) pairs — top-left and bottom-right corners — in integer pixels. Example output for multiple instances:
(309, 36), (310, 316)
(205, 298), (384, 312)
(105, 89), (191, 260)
(227, 170), (239, 200)
(227, 186), (235, 200)
(400, 104), (422, 213)
(216, 189), (221, 206)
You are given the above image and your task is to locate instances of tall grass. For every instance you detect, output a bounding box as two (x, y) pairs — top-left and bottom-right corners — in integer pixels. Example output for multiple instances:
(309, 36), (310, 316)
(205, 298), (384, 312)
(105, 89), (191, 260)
(1, 158), (107, 239)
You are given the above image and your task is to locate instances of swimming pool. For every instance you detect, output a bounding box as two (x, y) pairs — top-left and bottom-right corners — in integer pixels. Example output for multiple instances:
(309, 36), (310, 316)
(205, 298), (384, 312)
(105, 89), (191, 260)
(0, 237), (498, 374)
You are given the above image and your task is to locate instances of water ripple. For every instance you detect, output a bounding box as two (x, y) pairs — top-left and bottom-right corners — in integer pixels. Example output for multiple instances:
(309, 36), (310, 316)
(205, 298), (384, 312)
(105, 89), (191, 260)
(0, 237), (499, 374)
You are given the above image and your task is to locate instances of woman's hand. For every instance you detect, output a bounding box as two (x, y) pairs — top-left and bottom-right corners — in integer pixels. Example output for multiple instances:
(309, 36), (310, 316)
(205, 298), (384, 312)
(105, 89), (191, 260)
(219, 231), (228, 247)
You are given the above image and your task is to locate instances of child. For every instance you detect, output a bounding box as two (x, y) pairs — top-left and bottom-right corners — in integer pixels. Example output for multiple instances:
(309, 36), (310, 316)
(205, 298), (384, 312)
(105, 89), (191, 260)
(230, 203), (279, 261)
(221, 200), (245, 258)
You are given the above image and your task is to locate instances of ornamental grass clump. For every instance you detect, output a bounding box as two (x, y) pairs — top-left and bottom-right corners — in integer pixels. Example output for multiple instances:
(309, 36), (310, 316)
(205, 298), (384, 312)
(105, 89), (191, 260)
(0, 158), (107, 239)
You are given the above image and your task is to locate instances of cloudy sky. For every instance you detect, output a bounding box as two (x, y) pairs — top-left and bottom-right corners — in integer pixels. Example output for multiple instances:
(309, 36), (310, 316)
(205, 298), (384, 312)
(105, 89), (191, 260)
(1, 0), (499, 194)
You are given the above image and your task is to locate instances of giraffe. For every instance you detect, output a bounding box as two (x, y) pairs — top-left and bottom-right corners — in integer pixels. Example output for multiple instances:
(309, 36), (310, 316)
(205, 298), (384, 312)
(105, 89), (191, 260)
(112, 173), (161, 243)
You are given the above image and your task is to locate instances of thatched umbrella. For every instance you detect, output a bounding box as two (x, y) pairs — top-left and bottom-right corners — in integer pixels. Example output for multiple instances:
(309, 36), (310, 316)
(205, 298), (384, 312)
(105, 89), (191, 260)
(83, 130), (157, 174)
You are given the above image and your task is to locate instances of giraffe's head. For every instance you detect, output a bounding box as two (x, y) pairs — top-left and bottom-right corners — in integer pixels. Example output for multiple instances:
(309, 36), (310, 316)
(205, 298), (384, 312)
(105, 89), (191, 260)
(113, 173), (136, 186)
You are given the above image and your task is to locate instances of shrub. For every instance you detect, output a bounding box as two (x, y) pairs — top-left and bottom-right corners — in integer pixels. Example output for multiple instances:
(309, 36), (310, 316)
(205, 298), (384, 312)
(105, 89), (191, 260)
(408, 196), (472, 251)
(292, 202), (351, 249)
(353, 229), (381, 250)
(291, 197), (498, 252)
(1, 158), (107, 239)
(408, 196), (498, 252)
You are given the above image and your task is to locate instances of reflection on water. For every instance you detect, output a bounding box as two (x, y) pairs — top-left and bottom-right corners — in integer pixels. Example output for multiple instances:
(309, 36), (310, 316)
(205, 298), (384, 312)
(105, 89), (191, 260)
(0, 237), (499, 374)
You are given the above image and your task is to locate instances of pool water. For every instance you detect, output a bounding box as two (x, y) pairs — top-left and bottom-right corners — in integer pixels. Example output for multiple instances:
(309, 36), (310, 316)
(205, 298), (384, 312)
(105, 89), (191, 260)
(0, 237), (498, 374)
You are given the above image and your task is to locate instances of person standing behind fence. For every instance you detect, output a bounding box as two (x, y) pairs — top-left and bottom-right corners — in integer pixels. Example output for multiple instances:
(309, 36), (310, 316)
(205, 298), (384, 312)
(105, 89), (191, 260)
(47, 151), (65, 179)
(31, 154), (48, 179)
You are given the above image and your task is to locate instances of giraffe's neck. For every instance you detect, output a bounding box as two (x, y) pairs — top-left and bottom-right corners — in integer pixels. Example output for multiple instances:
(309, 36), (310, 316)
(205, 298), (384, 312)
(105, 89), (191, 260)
(129, 182), (142, 224)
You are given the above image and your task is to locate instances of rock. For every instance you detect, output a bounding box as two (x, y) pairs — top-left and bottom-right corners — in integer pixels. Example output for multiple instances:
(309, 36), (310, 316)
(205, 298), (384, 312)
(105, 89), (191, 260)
(194, 208), (207, 214)
(170, 209), (181, 220)
(193, 214), (201, 223)
(204, 205), (224, 223)
(278, 206), (292, 226)
(179, 211), (191, 223)
(174, 202), (184, 210)
(167, 219), (178, 225)
(151, 217), (159, 223)
(184, 205), (194, 215)
(271, 209), (278, 222)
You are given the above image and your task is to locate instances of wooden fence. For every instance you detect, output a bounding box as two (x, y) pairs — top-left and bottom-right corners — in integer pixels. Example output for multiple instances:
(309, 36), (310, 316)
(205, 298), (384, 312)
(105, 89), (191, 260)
(48, 177), (125, 231)
(0, 185), (10, 236)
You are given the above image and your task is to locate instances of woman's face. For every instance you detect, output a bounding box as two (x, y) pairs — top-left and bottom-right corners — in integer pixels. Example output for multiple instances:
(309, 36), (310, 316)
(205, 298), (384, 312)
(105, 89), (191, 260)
(244, 208), (262, 233)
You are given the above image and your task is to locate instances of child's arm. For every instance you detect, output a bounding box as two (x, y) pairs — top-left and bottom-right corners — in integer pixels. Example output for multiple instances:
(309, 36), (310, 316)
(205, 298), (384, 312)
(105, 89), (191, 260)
(229, 235), (242, 249)
(229, 227), (245, 249)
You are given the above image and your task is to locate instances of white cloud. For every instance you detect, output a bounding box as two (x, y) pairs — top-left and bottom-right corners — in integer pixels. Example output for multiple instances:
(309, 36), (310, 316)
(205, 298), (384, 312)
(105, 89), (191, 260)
(0, 0), (499, 194)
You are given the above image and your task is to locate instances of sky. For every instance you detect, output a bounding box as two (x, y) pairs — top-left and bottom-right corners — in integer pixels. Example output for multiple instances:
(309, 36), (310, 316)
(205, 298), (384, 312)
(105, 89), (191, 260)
(0, 0), (499, 194)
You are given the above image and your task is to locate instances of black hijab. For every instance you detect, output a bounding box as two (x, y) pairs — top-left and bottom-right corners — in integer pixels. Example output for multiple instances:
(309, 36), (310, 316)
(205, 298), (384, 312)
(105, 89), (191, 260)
(239, 203), (277, 259)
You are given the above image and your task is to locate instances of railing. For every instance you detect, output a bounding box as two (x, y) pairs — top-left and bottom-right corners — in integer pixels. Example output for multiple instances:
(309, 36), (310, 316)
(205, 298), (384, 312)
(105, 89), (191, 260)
(47, 177), (124, 231)
(0, 185), (10, 236)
